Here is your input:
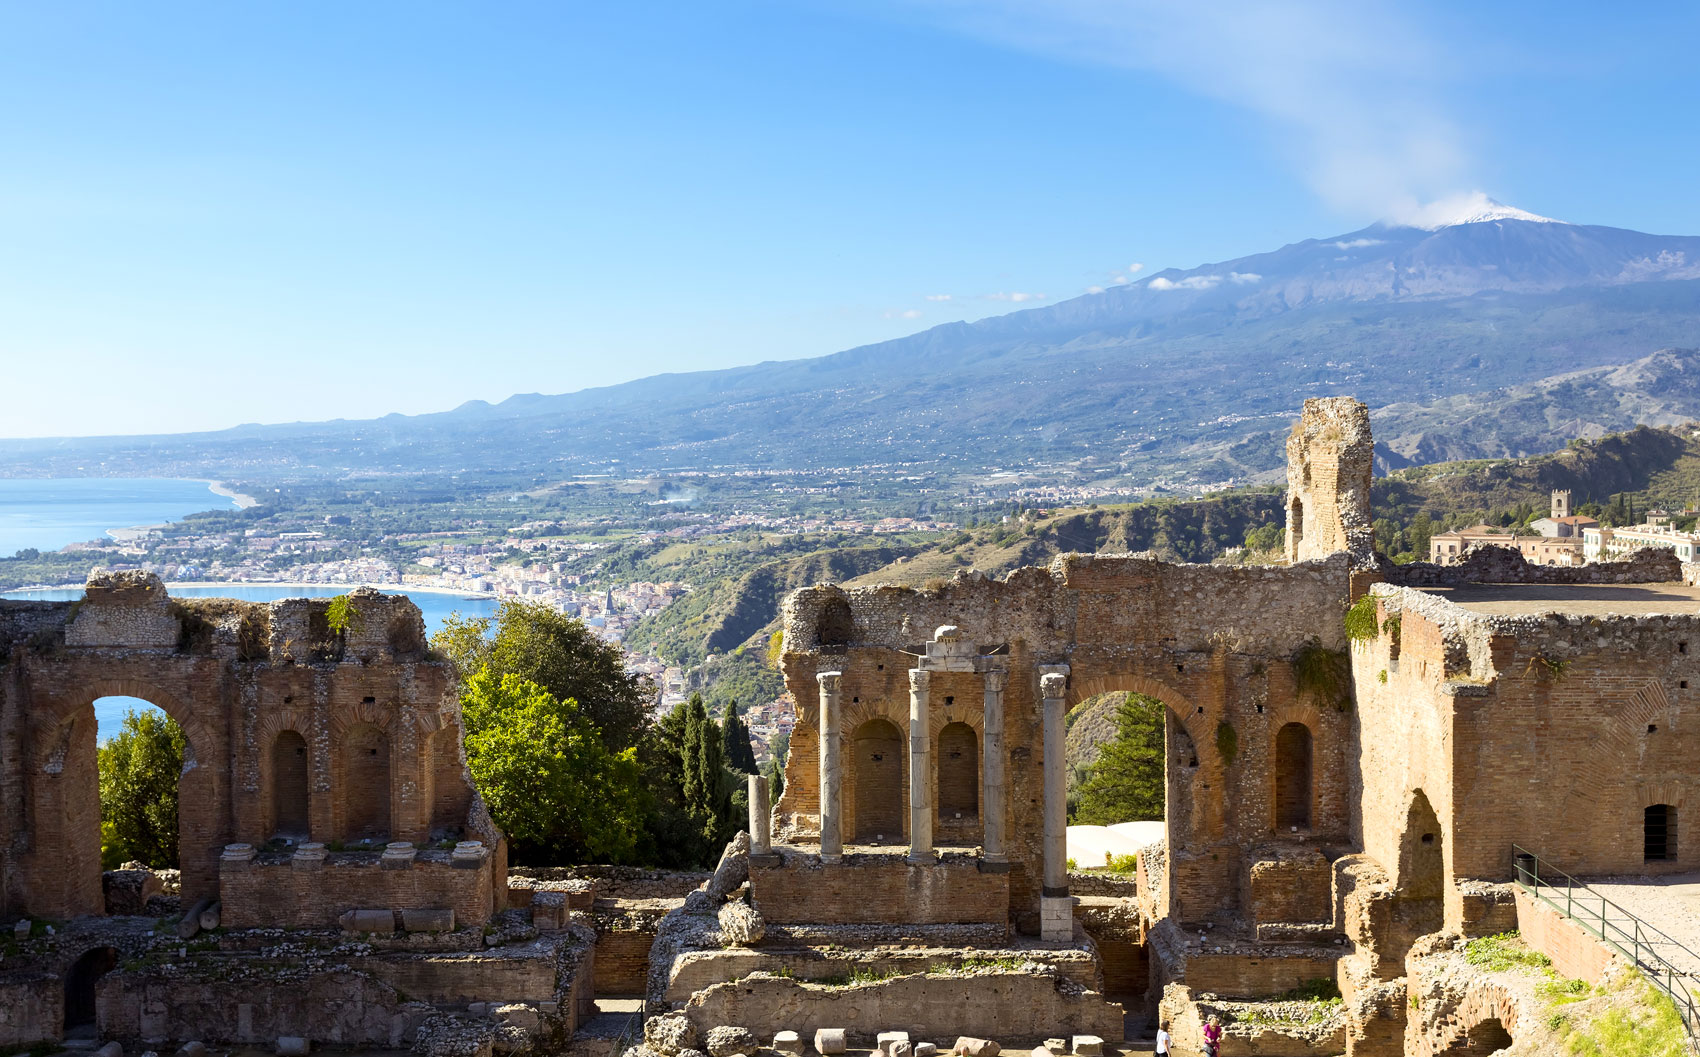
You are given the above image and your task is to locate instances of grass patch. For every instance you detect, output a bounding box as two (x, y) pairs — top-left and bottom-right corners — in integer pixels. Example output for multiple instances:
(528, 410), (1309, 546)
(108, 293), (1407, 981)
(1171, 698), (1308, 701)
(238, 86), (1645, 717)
(1463, 932), (1552, 973)
(1560, 977), (1687, 1057)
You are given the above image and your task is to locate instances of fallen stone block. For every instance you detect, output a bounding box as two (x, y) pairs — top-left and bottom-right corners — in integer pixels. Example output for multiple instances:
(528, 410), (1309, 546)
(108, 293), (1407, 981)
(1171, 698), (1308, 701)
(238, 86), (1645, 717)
(1044, 1041), (1065, 1055)
(644, 1014), (699, 1056)
(1070, 1038), (1102, 1057)
(276, 1038), (309, 1057)
(890, 1043), (913, 1057)
(915, 1045), (938, 1057)
(954, 1040), (999, 1057)
(705, 1026), (757, 1057)
(531, 891), (567, 929)
(1030, 1048), (1054, 1057)
(402, 907), (456, 933)
(11, 919), (29, 939)
(772, 1032), (803, 1055)
(198, 901), (221, 931)
(338, 908), (396, 933)
(717, 900), (765, 946)
(877, 1032), (911, 1055)
(493, 1004), (539, 1037)
(813, 1028), (846, 1055)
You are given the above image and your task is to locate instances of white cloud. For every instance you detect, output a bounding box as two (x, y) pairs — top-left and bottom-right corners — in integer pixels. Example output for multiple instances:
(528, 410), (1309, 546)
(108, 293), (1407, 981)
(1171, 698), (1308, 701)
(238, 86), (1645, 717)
(1148, 274), (1220, 291)
(1228, 271), (1261, 284)
(895, 1), (1473, 217)
(883, 308), (924, 319)
(1086, 285), (1106, 294)
(1127, 263), (1145, 274)
(1332, 238), (1385, 250)
(925, 293), (953, 301)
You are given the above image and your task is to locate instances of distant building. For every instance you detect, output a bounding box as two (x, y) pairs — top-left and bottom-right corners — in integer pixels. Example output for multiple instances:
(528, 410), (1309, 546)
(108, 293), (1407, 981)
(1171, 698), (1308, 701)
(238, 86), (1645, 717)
(1428, 524), (1518, 565)
(1583, 524), (1700, 563)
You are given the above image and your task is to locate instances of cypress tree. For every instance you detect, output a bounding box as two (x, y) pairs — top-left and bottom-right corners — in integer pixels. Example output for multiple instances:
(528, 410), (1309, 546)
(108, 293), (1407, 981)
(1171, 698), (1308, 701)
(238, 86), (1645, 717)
(722, 701), (759, 774)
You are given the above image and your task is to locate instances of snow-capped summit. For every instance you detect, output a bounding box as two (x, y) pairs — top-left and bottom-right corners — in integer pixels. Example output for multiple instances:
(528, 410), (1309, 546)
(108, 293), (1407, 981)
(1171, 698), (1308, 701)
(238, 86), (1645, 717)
(1393, 191), (1565, 231)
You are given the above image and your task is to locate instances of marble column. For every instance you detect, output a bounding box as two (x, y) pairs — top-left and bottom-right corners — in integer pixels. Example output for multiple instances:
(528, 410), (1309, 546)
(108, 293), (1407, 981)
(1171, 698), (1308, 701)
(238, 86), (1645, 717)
(908, 668), (933, 863)
(1040, 666), (1071, 940)
(748, 773), (771, 855)
(981, 667), (1008, 865)
(817, 671), (843, 863)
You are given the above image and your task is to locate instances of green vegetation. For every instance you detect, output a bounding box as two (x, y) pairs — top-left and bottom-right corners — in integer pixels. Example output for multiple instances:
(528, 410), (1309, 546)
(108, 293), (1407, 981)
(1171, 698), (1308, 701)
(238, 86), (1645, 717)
(459, 670), (649, 864)
(324, 593), (361, 635)
(99, 708), (186, 868)
(1463, 932), (1552, 972)
(1559, 977), (1687, 1057)
(1103, 853), (1139, 874)
(1293, 641), (1352, 711)
(1343, 595), (1380, 642)
(1215, 721), (1238, 767)
(1232, 979), (1343, 1026)
(1070, 693), (1165, 825)
(435, 599), (651, 751)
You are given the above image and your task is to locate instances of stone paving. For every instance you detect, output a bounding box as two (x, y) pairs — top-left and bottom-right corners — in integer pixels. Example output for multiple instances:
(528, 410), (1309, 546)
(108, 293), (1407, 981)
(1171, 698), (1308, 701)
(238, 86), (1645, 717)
(1570, 871), (1700, 983)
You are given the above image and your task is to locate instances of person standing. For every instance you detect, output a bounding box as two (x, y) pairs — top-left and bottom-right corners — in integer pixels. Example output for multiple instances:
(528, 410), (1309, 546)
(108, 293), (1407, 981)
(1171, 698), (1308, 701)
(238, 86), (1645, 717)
(1202, 1014), (1223, 1057)
(1155, 1021), (1172, 1056)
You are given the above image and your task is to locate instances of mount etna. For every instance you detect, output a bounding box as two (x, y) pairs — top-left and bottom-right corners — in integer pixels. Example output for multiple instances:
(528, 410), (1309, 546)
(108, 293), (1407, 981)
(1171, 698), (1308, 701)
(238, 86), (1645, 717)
(9, 200), (1700, 485)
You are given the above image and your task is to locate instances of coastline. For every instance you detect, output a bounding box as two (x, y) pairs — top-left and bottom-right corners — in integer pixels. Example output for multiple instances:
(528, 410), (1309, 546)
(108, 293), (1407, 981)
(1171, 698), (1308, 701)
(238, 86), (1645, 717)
(4, 579), (502, 600)
(204, 480), (260, 509)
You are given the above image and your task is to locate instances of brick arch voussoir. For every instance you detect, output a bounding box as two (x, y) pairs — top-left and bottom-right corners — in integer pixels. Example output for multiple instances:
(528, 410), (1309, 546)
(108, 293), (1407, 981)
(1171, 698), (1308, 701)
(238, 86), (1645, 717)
(1639, 780), (1686, 810)
(1267, 699), (1323, 734)
(841, 695), (907, 735)
(1065, 671), (1211, 750)
(58, 677), (218, 766)
(330, 696), (394, 737)
(255, 709), (314, 755)
(929, 710), (984, 739)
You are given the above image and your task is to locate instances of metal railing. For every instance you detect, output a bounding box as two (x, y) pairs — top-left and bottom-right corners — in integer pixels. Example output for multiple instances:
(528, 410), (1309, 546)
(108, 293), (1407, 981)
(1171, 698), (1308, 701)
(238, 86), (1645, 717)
(609, 1006), (646, 1057)
(1513, 844), (1700, 1048)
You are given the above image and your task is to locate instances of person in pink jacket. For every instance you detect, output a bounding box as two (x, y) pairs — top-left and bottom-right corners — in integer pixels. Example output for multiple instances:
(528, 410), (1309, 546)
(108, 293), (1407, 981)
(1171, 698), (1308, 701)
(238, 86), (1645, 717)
(1202, 1014), (1224, 1057)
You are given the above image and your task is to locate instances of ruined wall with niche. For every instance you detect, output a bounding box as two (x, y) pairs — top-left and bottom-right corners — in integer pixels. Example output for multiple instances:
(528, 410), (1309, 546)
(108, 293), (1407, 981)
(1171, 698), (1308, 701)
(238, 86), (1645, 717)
(775, 544), (1360, 931)
(1284, 396), (1374, 565)
(0, 573), (503, 922)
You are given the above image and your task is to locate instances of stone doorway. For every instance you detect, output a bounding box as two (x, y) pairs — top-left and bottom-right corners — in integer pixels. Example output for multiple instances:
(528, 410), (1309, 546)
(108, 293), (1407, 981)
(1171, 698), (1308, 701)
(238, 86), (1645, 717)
(64, 946), (118, 1032)
(851, 718), (904, 843)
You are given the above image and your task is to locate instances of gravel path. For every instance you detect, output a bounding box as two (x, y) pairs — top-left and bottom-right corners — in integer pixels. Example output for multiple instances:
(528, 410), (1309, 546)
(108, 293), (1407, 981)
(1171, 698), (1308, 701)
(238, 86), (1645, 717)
(1570, 872), (1700, 983)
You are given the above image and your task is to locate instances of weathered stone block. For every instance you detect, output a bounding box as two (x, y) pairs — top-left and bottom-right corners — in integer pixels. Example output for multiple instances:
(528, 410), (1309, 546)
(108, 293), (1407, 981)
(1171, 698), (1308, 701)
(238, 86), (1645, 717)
(772, 1031), (803, 1054)
(877, 1033), (910, 1055)
(339, 908), (396, 933)
(645, 1014), (698, 1056)
(704, 1026), (757, 1057)
(915, 1045), (937, 1057)
(717, 900), (765, 946)
(954, 1039), (998, 1057)
(813, 1028), (846, 1055)
(276, 1038), (309, 1057)
(1070, 1037), (1102, 1057)
(402, 907), (455, 933)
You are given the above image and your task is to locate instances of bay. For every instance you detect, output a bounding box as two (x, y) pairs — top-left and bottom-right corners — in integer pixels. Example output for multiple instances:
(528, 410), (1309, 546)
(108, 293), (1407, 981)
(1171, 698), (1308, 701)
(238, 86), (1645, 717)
(0, 478), (241, 557)
(1, 584), (500, 740)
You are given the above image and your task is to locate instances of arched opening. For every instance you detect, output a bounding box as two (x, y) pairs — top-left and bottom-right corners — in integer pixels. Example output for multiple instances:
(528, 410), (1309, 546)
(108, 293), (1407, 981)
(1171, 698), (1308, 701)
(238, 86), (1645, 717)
(342, 723), (391, 842)
(271, 730), (310, 839)
(1274, 723), (1313, 831)
(1395, 789), (1445, 947)
(1445, 1016), (1513, 1055)
(850, 717), (904, 843)
(96, 697), (188, 870)
(1646, 804), (1676, 862)
(816, 597), (854, 647)
(937, 721), (978, 822)
(64, 945), (118, 1033)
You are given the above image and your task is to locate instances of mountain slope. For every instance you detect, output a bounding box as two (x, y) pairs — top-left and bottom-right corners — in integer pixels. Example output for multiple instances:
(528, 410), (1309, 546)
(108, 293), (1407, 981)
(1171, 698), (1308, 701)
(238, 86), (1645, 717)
(7, 209), (1700, 483)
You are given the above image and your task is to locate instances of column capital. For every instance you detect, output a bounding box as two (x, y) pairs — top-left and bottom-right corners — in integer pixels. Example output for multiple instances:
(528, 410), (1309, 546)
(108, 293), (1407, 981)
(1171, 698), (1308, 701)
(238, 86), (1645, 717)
(982, 667), (1008, 693)
(909, 668), (932, 692)
(1040, 671), (1067, 701)
(816, 670), (842, 693)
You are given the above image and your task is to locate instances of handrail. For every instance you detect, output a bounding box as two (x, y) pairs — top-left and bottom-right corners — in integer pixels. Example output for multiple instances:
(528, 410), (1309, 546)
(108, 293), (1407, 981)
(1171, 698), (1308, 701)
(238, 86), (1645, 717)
(1513, 844), (1700, 1050)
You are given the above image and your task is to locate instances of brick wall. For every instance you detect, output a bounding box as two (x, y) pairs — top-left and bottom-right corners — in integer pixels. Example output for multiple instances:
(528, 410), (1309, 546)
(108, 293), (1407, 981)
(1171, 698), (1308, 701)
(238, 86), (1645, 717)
(1514, 889), (1619, 986)
(751, 853), (1008, 926)
(219, 852), (493, 929)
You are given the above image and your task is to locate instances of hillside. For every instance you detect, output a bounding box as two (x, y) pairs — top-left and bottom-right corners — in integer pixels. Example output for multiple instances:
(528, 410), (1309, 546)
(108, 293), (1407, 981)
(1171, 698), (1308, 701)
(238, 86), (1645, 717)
(8, 213), (1700, 489)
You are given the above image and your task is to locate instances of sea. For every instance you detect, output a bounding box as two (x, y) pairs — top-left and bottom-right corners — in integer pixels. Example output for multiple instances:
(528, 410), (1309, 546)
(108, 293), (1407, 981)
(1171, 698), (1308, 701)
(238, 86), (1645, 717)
(0, 477), (243, 557)
(0, 478), (499, 740)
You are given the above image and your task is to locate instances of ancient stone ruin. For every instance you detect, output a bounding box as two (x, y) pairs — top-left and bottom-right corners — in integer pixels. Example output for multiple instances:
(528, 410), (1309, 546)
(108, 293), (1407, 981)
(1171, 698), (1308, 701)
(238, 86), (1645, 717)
(4, 396), (1698, 1056)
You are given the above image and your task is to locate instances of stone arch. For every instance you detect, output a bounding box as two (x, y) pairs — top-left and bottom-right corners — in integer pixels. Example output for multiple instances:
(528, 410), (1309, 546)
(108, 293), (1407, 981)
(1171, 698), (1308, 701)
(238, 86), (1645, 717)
(1433, 980), (1521, 1055)
(937, 721), (979, 821)
(1274, 722), (1313, 831)
(816, 596), (854, 647)
(849, 717), (905, 844)
(339, 722), (392, 842)
(63, 945), (118, 1031)
(270, 729), (311, 839)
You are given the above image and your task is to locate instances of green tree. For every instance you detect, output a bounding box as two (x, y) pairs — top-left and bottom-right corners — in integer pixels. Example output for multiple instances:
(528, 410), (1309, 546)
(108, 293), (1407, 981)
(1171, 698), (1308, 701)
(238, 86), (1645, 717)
(459, 670), (648, 864)
(434, 599), (652, 750)
(1071, 693), (1166, 826)
(99, 708), (186, 869)
(721, 701), (759, 774)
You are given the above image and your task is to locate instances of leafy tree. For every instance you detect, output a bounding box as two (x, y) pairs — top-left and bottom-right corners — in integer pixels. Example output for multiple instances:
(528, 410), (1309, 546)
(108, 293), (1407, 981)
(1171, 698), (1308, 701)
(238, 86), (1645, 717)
(99, 709), (186, 868)
(721, 702), (759, 774)
(459, 670), (648, 864)
(434, 599), (652, 750)
(1071, 693), (1165, 826)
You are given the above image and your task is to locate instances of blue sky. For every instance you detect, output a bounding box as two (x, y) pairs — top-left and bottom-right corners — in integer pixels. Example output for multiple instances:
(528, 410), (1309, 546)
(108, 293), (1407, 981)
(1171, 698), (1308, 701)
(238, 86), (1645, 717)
(2, 1), (1698, 438)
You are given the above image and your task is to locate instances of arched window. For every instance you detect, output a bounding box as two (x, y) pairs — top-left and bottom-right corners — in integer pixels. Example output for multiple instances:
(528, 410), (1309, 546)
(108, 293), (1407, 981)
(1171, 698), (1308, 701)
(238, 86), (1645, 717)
(271, 730), (310, 838)
(850, 718), (904, 843)
(342, 723), (391, 841)
(1275, 723), (1312, 830)
(937, 722), (978, 821)
(1646, 804), (1676, 862)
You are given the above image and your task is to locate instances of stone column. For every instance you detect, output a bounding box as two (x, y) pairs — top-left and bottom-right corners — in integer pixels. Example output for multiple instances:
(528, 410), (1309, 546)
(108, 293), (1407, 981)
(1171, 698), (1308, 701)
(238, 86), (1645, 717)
(908, 668), (933, 864)
(817, 671), (843, 863)
(981, 667), (1008, 866)
(1040, 666), (1072, 941)
(748, 772), (771, 855)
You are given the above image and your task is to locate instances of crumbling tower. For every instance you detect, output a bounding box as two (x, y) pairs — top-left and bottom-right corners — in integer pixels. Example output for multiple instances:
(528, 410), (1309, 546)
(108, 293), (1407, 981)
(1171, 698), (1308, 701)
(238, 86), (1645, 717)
(1283, 396), (1373, 564)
